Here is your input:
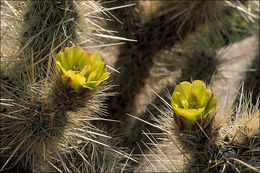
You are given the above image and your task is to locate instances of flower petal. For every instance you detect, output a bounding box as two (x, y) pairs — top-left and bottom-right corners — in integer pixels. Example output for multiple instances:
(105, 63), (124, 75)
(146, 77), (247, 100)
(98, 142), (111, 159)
(171, 91), (183, 108)
(87, 70), (98, 82)
(80, 65), (91, 76)
(174, 107), (205, 120)
(64, 47), (74, 69)
(74, 46), (87, 68)
(175, 81), (192, 100)
(99, 72), (110, 81)
(203, 95), (217, 118)
(56, 61), (69, 76)
(64, 70), (86, 91)
(190, 80), (207, 106)
(57, 52), (70, 70)
(83, 81), (99, 90)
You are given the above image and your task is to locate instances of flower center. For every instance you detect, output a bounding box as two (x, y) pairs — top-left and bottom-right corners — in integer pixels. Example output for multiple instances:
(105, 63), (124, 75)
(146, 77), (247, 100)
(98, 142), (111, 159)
(70, 65), (92, 77)
(188, 94), (200, 109)
(73, 65), (82, 71)
(189, 101), (199, 109)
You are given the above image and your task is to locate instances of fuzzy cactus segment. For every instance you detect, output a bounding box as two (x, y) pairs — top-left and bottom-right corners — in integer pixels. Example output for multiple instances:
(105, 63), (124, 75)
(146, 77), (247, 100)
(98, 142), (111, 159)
(55, 46), (110, 91)
(171, 80), (217, 130)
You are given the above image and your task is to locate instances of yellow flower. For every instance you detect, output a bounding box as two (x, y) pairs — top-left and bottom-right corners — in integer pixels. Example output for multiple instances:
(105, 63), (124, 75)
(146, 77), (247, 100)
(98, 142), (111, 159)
(171, 80), (217, 130)
(55, 46), (110, 91)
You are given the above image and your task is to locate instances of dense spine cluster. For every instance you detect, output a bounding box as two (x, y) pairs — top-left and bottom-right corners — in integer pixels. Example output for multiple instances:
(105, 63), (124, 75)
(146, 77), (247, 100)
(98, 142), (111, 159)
(0, 0), (259, 172)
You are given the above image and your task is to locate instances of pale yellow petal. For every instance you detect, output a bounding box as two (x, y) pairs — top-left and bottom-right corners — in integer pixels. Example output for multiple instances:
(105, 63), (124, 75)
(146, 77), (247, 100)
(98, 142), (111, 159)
(171, 91), (183, 108)
(80, 65), (91, 76)
(203, 95), (217, 118)
(57, 52), (69, 70)
(56, 61), (68, 75)
(191, 80), (207, 106)
(174, 107), (205, 120)
(175, 81), (192, 99)
(64, 47), (74, 68)
(87, 71), (97, 82)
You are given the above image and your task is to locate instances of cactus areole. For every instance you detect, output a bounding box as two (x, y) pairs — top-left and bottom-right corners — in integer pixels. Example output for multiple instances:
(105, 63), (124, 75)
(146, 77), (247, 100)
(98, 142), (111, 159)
(171, 80), (217, 130)
(55, 46), (110, 92)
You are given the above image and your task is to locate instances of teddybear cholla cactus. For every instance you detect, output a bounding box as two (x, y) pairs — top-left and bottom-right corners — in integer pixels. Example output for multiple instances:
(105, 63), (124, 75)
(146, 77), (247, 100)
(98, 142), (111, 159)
(0, 0), (130, 171)
(103, 0), (256, 148)
(136, 81), (259, 172)
(1, 0), (259, 172)
(0, 45), (115, 172)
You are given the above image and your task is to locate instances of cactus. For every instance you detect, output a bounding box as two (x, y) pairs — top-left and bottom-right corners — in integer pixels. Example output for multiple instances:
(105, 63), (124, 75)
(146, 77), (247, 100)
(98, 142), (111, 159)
(1, 1), (131, 172)
(104, 0), (237, 133)
(136, 83), (259, 172)
(0, 68), (113, 172)
(1, 0), (259, 172)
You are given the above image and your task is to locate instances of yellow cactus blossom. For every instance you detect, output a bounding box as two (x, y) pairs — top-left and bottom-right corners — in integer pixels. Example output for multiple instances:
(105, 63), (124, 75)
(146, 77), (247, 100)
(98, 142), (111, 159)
(55, 46), (110, 91)
(171, 80), (217, 130)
